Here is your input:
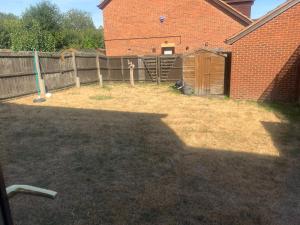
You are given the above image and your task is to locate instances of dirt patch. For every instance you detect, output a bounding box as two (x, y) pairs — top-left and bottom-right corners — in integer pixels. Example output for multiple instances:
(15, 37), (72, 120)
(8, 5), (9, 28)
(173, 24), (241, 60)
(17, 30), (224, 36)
(1, 83), (300, 225)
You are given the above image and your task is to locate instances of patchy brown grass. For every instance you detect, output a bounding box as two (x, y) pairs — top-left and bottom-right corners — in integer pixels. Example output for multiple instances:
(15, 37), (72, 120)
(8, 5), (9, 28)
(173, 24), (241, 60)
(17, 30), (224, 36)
(1, 83), (300, 225)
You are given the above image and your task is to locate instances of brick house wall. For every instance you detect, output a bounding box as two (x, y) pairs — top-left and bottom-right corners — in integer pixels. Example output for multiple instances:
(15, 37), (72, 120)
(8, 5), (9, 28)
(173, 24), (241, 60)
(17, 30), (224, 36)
(230, 3), (300, 102)
(102, 0), (248, 56)
(224, 0), (254, 17)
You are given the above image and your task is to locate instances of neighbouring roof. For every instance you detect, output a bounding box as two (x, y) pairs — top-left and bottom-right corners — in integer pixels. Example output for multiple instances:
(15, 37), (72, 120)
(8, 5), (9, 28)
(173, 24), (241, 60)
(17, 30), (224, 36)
(98, 0), (110, 9)
(98, 0), (253, 25)
(226, 0), (300, 44)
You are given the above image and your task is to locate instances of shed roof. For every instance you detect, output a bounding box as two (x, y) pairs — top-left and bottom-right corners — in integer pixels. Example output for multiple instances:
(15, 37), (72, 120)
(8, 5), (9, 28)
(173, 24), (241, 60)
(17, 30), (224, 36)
(226, 0), (300, 44)
(98, 0), (253, 25)
(183, 47), (229, 57)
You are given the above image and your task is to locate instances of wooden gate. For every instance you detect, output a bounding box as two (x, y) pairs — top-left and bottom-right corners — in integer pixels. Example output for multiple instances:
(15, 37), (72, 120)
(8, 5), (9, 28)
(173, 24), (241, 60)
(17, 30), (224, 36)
(143, 56), (158, 82)
(142, 55), (182, 83)
(183, 50), (226, 95)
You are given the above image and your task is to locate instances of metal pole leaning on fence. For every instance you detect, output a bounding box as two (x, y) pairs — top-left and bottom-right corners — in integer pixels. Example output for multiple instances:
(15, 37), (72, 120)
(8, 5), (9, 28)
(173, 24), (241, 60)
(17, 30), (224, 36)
(72, 52), (80, 88)
(34, 50), (46, 97)
(128, 60), (135, 87)
(96, 54), (103, 87)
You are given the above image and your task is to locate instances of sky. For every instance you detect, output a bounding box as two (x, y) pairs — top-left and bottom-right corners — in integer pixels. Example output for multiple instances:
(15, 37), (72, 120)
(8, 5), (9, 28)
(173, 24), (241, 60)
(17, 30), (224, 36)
(0, 0), (287, 28)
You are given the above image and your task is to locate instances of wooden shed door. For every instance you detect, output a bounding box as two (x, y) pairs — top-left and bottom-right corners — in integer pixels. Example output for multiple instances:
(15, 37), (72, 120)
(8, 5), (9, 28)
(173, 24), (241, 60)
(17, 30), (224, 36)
(195, 53), (225, 95)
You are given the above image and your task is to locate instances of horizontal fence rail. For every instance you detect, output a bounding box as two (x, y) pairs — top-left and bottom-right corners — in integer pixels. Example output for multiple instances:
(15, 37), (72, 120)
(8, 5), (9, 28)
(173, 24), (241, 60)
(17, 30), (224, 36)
(0, 51), (183, 100)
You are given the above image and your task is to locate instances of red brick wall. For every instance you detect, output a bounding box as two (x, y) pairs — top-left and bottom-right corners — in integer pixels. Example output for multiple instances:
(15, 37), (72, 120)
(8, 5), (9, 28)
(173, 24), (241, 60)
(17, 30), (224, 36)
(228, 2), (252, 17)
(102, 0), (247, 56)
(224, 0), (254, 17)
(230, 3), (300, 102)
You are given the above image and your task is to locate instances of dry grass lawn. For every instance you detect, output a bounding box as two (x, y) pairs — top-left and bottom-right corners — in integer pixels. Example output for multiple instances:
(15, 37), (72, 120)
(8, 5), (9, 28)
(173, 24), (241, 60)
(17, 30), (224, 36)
(1, 83), (300, 225)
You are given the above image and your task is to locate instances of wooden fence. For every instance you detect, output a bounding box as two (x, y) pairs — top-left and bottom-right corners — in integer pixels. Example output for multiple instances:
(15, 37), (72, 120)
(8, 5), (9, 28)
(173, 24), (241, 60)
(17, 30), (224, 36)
(0, 51), (183, 100)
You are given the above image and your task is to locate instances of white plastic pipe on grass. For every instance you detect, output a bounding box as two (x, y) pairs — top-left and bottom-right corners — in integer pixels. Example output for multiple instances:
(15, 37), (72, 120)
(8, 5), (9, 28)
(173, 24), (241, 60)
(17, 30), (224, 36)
(6, 185), (57, 199)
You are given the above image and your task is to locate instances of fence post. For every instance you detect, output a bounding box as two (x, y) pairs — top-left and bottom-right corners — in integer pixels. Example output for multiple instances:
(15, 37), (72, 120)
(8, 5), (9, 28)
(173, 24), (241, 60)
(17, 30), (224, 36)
(138, 57), (145, 82)
(157, 56), (161, 85)
(107, 57), (111, 80)
(96, 54), (103, 87)
(128, 60), (135, 87)
(34, 51), (46, 97)
(121, 57), (125, 82)
(72, 52), (80, 88)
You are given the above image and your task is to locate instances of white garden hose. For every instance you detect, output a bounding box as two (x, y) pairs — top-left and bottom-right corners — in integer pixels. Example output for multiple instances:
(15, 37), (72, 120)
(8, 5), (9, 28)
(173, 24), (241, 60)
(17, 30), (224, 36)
(6, 185), (57, 199)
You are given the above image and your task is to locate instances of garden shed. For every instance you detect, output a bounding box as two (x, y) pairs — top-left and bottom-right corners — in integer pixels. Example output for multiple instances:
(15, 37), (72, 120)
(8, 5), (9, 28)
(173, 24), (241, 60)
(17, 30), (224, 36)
(183, 49), (229, 96)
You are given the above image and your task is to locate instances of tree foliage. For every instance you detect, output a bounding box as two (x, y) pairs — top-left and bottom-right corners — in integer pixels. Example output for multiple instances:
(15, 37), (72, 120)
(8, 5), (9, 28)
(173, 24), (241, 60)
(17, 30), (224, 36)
(0, 1), (104, 52)
(0, 12), (18, 20)
(0, 13), (19, 49)
(22, 1), (62, 32)
(0, 23), (11, 49)
(62, 9), (95, 30)
(10, 20), (56, 52)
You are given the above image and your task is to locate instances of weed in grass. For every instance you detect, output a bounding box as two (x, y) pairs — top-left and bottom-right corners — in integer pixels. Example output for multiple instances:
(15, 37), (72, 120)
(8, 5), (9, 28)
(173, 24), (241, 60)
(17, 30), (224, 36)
(89, 95), (113, 101)
(102, 85), (113, 91)
(168, 85), (182, 95)
(69, 91), (81, 95)
(224, 95), (230, 100)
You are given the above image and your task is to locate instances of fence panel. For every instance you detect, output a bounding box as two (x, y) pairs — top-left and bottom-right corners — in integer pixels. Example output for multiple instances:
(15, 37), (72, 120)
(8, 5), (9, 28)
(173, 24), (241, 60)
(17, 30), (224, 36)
(76, 55), (98, 84)
(165, 56), (183, 81)
(122, 56), (139, 81)
(0, 75), (36, 99)
(142, 55), (183, 82)
(40, 54), (75, 91)
(0, 52), (36, 99)
(99, 56), (109, 81)
(109, 57), (123, 81)
(0, 51), (184, 100)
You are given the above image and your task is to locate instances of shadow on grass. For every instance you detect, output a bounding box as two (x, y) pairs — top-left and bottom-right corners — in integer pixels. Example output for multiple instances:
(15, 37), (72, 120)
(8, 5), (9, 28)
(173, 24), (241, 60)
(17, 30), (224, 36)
(258, 101), (300, 157)
(0, 102), (299, 225)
